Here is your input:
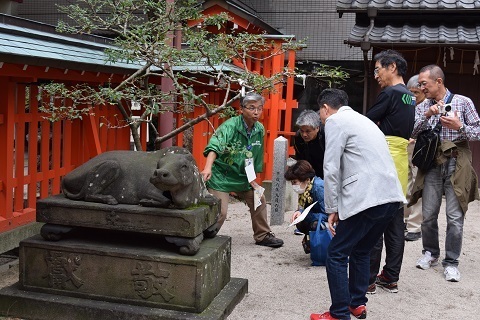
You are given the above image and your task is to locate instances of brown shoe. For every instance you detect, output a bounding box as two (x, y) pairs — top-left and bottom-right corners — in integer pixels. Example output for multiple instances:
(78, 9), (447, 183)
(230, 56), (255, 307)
(366, 283), (376, 294)
(255, 232), (284, 248)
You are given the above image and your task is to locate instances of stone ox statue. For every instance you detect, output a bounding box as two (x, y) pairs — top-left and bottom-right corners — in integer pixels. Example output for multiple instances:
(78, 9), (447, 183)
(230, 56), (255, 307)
(61, 146), (217, 209)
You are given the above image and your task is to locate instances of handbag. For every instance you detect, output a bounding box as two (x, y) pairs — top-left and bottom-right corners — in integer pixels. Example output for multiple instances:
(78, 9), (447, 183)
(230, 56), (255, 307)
(411, 121), (442, 172)
(309, 220), (333, 266)
(412, 94), (455, 173)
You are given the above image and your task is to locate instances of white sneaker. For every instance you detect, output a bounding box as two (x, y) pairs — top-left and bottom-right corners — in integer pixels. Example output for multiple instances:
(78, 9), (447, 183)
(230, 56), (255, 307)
(444, 266), (461, 282)
(416, 251), (438, 270)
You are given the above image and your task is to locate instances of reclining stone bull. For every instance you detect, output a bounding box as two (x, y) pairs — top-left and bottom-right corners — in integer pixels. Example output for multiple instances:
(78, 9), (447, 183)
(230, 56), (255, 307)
(61, 146), (217, 209)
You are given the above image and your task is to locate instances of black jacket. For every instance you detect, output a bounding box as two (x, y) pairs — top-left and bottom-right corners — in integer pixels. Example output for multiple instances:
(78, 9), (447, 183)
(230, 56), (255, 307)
(293, 128), (325, 179)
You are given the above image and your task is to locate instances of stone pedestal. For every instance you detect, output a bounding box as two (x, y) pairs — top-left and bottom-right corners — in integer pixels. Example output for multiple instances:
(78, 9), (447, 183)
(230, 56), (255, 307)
(36, 195), (219, 238)
(21, 234), (232, 312)
(36, 194), (221, 255)
(0, 195), (247, 319)
(0, 235), (247, 319)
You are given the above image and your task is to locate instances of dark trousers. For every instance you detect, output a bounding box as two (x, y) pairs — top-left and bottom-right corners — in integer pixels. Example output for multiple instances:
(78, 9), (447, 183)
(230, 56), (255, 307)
(369, 207), (405, 284)
(326, 202), (400, 319)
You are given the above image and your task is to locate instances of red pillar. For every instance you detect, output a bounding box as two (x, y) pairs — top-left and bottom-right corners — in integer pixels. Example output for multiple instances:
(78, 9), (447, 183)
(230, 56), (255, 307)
(0, 77), (15, 230)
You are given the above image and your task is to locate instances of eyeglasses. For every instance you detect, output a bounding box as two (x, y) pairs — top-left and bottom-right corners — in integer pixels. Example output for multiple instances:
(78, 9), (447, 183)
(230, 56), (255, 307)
(418, 81), (430, 88)
(244, 106), (264, 112)
(373, 66), (382, 77)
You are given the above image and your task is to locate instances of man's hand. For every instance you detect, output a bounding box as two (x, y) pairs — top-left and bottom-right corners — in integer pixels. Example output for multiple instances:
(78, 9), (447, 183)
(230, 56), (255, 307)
(200, 168), (212, 182)
(440, 111), (462, 130)
(201, 151), (217, 182)
(328, 213), (339, 236)
(424, 100), (445, 118)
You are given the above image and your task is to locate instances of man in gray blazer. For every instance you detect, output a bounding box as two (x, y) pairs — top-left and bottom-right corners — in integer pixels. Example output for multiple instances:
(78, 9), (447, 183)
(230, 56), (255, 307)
(310, 89), (406, 320)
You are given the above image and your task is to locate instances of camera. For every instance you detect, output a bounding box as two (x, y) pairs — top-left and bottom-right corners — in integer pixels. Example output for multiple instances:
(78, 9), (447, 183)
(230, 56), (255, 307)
(439, 103), (452, 114)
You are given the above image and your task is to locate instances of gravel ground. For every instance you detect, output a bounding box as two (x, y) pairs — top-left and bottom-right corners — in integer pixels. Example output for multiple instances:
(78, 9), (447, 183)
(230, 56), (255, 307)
(1, 198), (480, 320)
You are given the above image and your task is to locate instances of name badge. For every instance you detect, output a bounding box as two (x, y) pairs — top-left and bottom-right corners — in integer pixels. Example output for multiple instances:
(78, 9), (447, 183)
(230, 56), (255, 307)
(245, 158), (256, 182)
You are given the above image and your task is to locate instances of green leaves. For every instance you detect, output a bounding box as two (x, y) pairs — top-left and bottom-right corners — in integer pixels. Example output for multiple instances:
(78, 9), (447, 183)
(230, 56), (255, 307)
(307, 64), (350, 88)
(38, 82), (94, 122)
(222, 141), (250, 166)
(46, 0), (305, 150)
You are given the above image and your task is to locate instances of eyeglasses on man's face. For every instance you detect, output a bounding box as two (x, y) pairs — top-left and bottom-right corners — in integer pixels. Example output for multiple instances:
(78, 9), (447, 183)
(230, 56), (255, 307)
(373, 66), (383, 77)
(244, 106), (264, 112)
(418, 79), (437, 88)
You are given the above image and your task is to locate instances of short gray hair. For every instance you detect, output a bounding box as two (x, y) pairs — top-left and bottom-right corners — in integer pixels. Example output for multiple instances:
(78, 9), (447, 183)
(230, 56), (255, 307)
(419, 64), (445, 82)
(241, 92), (265, 107)
(296, 109), (321, 128)
(406, 74), (419, 89)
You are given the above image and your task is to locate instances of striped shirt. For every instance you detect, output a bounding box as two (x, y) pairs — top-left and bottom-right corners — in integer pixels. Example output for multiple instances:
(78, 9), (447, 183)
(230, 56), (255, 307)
(412, 90), (480, 142)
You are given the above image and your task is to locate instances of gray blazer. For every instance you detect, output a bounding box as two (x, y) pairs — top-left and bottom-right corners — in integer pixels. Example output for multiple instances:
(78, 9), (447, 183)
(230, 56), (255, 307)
(323, 106), (406, 220)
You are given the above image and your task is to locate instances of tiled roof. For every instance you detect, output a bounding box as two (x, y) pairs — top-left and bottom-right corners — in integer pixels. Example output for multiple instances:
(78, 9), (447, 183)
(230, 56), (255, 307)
(337, 0), (480, 47)
(348, 24), (480, 46)
(337, 0), (480, 11)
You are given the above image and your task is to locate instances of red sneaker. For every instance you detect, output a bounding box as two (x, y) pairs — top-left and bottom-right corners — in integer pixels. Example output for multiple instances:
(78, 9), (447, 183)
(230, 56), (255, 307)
(310, 312), (339, 320)
(349, 305), (367, 319)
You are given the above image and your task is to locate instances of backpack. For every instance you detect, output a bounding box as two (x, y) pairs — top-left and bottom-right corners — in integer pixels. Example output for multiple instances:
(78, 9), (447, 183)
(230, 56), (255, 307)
(411, 94), (455, 172)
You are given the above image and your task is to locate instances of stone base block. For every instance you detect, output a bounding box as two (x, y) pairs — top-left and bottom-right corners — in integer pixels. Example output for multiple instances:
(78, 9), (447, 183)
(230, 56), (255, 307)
(18, 234), (235, 313)
(0, 277), (247, 320)
(36, 194), (220, 238)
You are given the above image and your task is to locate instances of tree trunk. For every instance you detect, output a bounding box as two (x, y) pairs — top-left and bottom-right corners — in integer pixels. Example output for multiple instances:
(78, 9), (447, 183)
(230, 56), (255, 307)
(130, 121), (143, 151)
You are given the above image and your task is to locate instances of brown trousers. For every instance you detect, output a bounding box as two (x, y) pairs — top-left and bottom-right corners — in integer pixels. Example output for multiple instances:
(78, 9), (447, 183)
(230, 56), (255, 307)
(208, 188), (271, 242)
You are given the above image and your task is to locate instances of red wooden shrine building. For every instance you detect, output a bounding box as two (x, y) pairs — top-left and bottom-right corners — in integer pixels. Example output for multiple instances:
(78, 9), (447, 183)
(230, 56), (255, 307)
(0, 2), (300, 253)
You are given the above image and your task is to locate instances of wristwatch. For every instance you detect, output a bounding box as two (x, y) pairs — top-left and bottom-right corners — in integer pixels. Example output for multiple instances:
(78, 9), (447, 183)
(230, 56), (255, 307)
(458, 124), (465, 134)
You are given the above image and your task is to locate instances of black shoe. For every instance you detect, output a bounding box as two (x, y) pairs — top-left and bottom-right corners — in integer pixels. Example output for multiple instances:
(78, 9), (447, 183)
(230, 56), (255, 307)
(302, 235), (310, 254)
(256, 232), (284, 248)
(405, 232), (421, 241)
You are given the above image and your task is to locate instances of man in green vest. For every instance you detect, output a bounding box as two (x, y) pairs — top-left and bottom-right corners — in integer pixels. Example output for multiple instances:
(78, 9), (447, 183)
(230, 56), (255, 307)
(201, 92), (283, 248)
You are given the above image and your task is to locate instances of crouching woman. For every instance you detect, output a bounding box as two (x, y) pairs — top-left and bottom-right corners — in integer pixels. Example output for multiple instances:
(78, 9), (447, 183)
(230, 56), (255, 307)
(285, 160), (328, 252)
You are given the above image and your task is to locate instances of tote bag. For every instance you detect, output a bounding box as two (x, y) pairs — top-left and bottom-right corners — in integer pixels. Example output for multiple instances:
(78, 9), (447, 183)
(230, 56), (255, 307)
(309, 220), (333, 266)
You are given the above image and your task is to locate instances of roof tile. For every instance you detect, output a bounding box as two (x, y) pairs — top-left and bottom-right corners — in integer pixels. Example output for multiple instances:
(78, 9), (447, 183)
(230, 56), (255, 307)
(348, 24), (480, 45)
(337, 0), (480, 10)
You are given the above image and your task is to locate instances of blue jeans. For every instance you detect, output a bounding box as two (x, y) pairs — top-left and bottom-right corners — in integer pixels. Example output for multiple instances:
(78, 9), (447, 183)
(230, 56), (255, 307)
(326, 202), (400, 319)
(421, 157), (465, 267)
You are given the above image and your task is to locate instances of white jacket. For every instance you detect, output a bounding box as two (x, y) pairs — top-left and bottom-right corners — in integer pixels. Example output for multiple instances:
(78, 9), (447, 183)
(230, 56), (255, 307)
(323, 106), (406, 220)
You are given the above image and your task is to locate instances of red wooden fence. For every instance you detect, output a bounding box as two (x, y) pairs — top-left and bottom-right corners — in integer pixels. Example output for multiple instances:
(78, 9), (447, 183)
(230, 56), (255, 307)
(0, 77), (132, 233)
(0, 44), (298, 235)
